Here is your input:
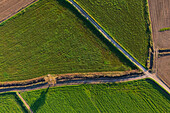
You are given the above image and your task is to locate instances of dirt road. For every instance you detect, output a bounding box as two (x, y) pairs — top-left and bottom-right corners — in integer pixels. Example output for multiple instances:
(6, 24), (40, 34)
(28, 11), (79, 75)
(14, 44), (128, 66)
(148, 0), (170, 87)
(0, 75), (147, 93)
(16, 92), (33, 113)
(0, 0), (37, 23)
(0, 73), (169, 94)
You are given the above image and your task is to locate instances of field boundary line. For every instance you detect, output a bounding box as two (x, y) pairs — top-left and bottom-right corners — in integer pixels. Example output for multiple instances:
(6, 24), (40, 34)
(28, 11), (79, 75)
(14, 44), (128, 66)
(0, 74), (146, 93)
(0, 73), (169, 94)
(145, 0), (154, 71)
(0, 70), (140, 88)
(16, 92), (33, 113)
(67, 0), (147, 72)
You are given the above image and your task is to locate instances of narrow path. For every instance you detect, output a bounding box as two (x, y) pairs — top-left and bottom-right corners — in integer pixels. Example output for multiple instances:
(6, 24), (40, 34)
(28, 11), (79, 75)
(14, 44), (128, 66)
(54, 75), (148, 86)
(142, 71), (170, 93)
(16, 92), (33, 113)
(149, 74), (170, 93)
(0, 75), (147, 93)
(0, 73), (169, 94)
(67, 0), (147, 72)
(55, 74), (170, 94)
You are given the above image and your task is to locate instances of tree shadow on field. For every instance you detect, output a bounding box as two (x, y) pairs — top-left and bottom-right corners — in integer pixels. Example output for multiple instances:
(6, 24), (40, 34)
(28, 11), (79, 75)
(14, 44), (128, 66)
(31, 87), (49, 113)
(57, 0), (137, 70)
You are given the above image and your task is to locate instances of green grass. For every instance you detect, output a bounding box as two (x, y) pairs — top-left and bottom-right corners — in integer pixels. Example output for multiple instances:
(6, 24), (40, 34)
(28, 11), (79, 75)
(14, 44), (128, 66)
(159, 27), (170, 32)
(74, 0), (151, 66)
(0, 0), (136, 81)
(21, 79), (170, 113)
(0, 92), (27, 113)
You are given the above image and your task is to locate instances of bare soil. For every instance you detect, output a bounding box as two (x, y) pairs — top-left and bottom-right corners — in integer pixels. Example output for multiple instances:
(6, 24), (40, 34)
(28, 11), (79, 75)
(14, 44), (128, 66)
(148, 0), (170, 87)
(0, 0), (36, 23)
(148, 0), (170, 48)
(157, 56), (170, 87)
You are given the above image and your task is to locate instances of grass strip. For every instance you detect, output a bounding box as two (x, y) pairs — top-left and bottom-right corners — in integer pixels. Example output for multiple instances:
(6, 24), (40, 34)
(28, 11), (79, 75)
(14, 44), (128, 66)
(159, 27), (170, 32)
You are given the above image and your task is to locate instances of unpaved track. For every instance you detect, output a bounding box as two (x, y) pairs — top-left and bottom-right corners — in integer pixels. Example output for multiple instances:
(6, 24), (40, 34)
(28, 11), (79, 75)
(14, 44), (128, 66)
(0, 0), (37, 23)
(0, 75), (147, 93)
(0, 74), (169, 94)
(16, 92), (33, 113)
(148, 0), (170, 87)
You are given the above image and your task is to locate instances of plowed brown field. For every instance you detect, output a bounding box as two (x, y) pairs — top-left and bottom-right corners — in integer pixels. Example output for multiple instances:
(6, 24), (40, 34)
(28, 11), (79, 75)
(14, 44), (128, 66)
(0, 0), (36, 23)
(157, 56), (170, 87)
(148, 0), (170, 87)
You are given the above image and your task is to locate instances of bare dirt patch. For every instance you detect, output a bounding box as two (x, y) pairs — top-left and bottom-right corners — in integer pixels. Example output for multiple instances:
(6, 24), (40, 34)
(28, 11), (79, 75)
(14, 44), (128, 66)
(148, 0), (170, 87)
(0, 0), (36, 23)
(157, 56), (170, 87)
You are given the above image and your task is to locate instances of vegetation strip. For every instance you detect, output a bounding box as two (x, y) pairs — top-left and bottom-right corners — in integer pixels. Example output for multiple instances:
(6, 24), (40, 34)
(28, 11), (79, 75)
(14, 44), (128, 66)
(0, 70), (140, 89)
(0, 70), (142, 93)
(67, 0), (146, 72)
(159, 27), (170, 32)
(0, 76), (45, 88)
(0, 73), (169, 94)
(158, 49), (170, 57)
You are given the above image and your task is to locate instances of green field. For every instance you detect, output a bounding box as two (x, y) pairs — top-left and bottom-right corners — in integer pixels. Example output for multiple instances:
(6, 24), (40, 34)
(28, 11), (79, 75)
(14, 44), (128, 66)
(21, 79), (170, 113)
(75, 0), (151, 66)
(0, 93), (26, 113)
(0, 0), (136, 81)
